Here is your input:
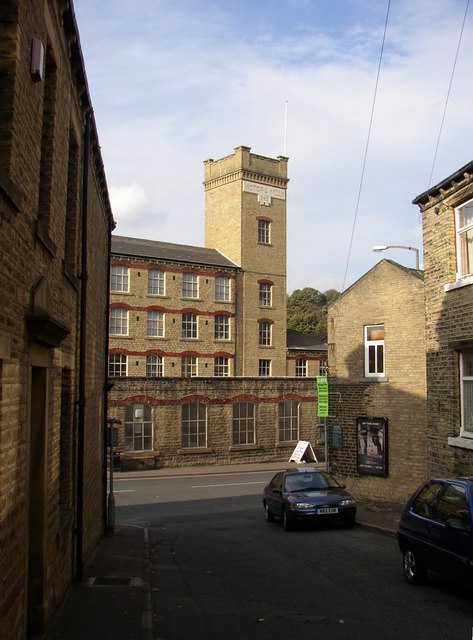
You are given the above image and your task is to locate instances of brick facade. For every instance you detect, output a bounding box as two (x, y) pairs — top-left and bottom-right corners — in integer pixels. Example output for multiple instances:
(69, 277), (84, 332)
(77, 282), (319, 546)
(0, 1), (112, 636)
(413, 161), (473, 476)
(109, 148), (326, 469)
(109, 377), (323, 470)
(204, 147), (288, 376)
(110, 248), (239, 377)
(327, 260), (427, 502)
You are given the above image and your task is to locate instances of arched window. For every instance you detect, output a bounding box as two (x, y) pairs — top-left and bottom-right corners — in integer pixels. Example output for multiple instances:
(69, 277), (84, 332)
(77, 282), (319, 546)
(278, 400), (299, 442)
(232, 402), (255, 445)
(181, 403), (207, 448)
(146, 355), (163, 377)
(124, 404), (153, 451)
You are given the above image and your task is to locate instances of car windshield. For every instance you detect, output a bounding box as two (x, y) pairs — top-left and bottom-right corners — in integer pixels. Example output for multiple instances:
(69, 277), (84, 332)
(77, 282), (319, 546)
(284, 472), (340, 492)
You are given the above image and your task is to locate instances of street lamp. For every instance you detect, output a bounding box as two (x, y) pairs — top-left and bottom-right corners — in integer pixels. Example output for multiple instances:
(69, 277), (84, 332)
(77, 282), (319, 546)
(372, 244), (420, 270)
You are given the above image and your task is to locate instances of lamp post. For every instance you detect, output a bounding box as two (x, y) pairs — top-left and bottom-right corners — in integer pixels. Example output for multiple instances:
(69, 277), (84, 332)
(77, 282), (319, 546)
(107, 418), (121, 531)
(372, 244), (420, 270)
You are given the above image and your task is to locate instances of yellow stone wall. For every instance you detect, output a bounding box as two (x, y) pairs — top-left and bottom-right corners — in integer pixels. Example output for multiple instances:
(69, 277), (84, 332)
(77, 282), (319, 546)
(204, 147), (288, 376)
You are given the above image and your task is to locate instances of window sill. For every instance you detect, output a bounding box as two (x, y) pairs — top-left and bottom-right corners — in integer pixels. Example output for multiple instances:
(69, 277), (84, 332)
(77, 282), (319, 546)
(0, 168), (23, 213)
(359, 376), (388, 383)
(229, 444), (261, 451)
(178, 447), (213, 454)
(444, 276), (473, 292)
(448, 436), (473, 450)
(122, 450), (155, 456)
(36, 219), (57, 258)
(63, 262), (80, 289)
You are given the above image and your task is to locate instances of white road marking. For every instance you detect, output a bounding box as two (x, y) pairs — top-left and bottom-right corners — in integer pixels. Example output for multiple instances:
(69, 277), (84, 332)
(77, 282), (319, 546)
(191, 481), (266, 489)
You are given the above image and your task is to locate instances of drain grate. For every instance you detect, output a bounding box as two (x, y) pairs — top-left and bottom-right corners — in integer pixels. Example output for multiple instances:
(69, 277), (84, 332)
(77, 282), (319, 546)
(85, 576), (143, 587)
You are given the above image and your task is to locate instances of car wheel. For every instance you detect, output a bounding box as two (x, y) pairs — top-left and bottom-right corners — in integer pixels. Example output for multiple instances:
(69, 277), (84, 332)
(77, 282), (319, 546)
(282, 508), (294, 531)
(264, 502), (275, 523)
(403, 547), (427, 585)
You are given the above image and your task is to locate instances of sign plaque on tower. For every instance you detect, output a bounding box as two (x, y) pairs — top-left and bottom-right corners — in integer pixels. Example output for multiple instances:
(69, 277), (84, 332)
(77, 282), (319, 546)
(242, 180), (285, 206)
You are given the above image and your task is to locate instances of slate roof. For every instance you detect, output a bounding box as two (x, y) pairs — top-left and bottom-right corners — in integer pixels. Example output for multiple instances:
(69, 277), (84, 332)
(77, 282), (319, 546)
(111, 235), (240, 270)
(413, 159), (473, 205)
(286, 329), (327, 353)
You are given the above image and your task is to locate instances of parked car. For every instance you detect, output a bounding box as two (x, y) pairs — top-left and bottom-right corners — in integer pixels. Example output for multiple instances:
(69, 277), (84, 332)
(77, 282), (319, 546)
(262, 468), (356, 531)
(397, 477), (473, 585)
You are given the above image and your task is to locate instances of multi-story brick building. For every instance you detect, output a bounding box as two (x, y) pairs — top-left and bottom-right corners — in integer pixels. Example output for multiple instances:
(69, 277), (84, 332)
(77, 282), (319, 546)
(0, 1), (113, 636)
(108, 147), (327, 469)
(327, 259), (427, 502)
(286, 329), (328, 378)
(413, 160), (473, 476)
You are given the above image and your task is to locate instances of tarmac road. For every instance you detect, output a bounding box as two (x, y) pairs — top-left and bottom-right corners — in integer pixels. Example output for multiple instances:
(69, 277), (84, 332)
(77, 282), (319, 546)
(141, 472), (473, 640)
(42, 465), (473, 640)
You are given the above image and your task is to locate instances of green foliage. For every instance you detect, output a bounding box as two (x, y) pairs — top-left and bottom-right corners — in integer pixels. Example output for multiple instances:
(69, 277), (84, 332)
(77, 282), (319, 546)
(287, 287), (341, 335)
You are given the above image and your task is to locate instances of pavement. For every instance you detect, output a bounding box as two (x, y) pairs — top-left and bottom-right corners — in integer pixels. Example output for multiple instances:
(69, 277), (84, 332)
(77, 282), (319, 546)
(41, 462), (403, 640)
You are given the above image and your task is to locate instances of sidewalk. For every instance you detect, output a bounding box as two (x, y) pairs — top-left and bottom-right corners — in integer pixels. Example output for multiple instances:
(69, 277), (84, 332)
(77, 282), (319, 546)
(43, 524), (152, 640)
(42, 463), (402, 640)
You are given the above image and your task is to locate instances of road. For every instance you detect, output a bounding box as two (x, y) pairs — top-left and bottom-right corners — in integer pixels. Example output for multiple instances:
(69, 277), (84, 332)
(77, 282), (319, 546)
(115, 472), (473, 640)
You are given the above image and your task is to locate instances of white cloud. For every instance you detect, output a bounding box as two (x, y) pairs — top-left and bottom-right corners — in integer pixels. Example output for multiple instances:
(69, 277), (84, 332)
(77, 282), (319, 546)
(109, 183), (150, 223)
(75, 0), (473, 292)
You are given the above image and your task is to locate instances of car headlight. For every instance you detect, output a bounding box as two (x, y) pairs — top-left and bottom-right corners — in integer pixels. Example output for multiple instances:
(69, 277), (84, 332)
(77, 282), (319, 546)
(293, 502), (313, 509)
(339, 498), (355, 506)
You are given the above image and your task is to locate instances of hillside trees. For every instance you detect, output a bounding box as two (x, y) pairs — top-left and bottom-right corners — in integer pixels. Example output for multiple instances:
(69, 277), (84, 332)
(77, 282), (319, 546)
(287, 287), (340, 334)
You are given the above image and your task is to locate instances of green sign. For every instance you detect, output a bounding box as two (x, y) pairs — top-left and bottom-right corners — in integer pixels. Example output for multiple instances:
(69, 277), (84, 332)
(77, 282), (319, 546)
(316, 375), (329, 417)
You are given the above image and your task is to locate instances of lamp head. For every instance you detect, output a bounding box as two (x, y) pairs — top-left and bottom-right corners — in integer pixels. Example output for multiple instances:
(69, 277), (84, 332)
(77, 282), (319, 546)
(372, 245), (388, 252)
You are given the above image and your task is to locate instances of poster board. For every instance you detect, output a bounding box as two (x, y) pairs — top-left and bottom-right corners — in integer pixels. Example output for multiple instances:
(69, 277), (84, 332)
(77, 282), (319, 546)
(356, 417), (388, 477)
(289, 440), (318, 463)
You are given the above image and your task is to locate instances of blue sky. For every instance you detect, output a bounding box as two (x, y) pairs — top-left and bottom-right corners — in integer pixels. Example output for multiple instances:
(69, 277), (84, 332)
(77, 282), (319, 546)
(73, 0), (473, 293)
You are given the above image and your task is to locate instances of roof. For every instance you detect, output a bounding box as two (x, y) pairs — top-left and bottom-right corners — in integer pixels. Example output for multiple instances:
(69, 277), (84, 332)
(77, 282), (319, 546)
(286, 329), (327, 352)
(332, 259), (423, 302)
(111, 235), (240, 270)
(413, 160), (473, 206)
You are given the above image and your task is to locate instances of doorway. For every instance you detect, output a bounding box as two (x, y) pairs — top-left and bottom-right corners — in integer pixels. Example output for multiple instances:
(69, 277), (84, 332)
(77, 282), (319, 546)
(27, 365), (47, 633)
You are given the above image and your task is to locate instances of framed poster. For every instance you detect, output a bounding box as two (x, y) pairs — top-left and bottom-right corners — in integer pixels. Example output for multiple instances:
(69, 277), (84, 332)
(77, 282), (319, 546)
(356, 417), (388, 477)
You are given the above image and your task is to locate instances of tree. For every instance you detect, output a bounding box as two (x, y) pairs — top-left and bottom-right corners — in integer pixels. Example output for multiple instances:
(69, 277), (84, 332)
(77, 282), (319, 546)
(287, 287), (340, 335)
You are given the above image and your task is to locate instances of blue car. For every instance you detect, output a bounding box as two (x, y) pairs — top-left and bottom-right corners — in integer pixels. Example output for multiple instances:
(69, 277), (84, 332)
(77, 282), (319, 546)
(397, 477), (473, 585)
(262, 468), (356, 531)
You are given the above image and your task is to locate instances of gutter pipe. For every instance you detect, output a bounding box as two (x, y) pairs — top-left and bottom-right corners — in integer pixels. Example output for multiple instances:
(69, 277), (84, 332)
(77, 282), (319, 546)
(76, 110), (91, 581)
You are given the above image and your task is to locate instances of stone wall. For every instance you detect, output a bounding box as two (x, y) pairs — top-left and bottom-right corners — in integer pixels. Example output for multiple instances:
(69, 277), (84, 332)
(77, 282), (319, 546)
(108, 377), (323, 470)
(204, 147), (288, 376)
(327, 260), (428, 503)
(414, 162), (473, 477)
(110, 256), (238, 376)
(0, 1), (112, 636)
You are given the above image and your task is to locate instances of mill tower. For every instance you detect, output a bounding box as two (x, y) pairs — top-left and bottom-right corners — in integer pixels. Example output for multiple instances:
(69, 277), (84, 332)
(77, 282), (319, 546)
(204, 146), (289, 376)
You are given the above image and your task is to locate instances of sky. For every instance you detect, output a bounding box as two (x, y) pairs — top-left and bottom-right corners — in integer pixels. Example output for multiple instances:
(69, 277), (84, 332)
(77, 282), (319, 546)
(73, 0), (473, 294)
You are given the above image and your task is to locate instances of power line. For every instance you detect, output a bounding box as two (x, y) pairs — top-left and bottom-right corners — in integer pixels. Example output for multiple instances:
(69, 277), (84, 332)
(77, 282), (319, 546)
(339, 0), (391, 296)
(427, 0), (470, 191)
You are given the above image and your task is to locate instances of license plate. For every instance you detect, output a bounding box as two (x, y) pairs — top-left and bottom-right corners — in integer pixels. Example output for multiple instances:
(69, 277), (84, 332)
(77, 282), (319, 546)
(317, 507), (338, 514)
